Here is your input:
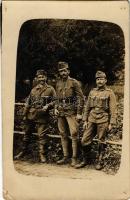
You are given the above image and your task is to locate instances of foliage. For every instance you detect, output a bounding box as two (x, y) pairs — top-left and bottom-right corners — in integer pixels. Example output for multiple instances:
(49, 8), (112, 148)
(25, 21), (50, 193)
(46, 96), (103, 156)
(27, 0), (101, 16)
(16, 19), (125, 100)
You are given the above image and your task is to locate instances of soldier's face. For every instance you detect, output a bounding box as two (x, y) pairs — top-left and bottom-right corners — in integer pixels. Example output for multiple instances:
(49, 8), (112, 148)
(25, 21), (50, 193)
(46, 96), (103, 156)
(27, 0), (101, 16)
(96, 77), (107, 88)
(59, 68), (70, 79)
(37, 75), (47, 85)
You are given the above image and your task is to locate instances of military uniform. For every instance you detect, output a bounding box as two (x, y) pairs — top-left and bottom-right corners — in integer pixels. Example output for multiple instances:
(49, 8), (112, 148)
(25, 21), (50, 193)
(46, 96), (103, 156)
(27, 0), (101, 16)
(56, 62), (84, 166)
(75, 71), (117, 169)
(15, 70), (56, 162)
(82, 86), (117, 145)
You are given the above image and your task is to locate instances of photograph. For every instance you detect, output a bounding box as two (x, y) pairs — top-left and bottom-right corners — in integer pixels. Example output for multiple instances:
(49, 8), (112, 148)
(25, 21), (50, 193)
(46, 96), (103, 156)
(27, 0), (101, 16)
(2, 1), (129, 200)
(13, 19), (124, 178)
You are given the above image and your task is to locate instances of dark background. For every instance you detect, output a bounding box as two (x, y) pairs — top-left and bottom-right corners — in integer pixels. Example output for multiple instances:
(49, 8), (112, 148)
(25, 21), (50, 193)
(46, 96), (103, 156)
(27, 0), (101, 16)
(15, 19), (125, 100)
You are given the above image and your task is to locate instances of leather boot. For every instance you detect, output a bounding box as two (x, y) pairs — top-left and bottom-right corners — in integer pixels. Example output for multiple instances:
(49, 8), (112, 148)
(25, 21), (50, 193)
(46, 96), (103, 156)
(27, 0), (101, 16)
(74, 157), (86, 169)
(14, 151), (26, 160)
(95, 144), (105, 170)
(14, 139), (28, 160)
(95, 161), (103, 170)
(61, 138), (69, 157)
(75, 148), (86, 168)
(57, 138), (69, 165)
(95, 153), (103, 170)
(39, 143), (47, 163)
(71, 138), (78, 167)
(71, 157), (78, 167)
(57, 156), (69, 165)
(39, 153), (47, 163)
(75, 145), (91, 169)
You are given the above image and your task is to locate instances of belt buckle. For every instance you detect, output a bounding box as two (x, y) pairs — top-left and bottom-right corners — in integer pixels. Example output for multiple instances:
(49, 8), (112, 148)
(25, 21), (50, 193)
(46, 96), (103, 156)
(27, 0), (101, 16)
(95, 107), (100, 111)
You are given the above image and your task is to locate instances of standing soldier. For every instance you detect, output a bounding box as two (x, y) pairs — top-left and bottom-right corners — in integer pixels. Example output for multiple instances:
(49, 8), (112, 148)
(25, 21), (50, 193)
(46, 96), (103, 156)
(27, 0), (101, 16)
(15, 69), (56, 163)
(75, 71), (117, 170)
(55, 61), (84, 167)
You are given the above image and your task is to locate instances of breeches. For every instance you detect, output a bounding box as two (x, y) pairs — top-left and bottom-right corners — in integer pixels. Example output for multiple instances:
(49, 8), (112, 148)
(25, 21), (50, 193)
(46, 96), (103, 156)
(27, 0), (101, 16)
(58, 115), (79, 140)
(23, 120), (49, 145)
(82, 122), (108, 146)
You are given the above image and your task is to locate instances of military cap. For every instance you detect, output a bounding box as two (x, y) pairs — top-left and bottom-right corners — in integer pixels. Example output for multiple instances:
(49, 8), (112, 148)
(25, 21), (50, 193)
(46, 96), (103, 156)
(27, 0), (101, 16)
(36, 69), (47, 76)
(95, 71), (106, 79)
(58, 61), (69, 71)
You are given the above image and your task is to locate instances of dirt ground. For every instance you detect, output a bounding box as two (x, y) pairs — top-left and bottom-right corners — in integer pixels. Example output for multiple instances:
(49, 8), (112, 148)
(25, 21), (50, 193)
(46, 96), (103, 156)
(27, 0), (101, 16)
(14, 160), (113, 180)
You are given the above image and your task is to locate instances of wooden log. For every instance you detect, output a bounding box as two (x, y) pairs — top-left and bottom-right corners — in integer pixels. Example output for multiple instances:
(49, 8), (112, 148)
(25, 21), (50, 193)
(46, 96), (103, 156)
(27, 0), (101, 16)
(14, 103), (122, 146)
(15, 103), (26, 106)
(93, 138), (122, 145)
(14, 131), (122, 146)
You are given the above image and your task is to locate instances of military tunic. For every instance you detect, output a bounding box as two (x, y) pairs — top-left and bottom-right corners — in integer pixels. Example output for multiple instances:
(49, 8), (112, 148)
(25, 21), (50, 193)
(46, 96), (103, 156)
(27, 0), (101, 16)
(82, 86), (117, 145)
(56, 76), (84, 139)
(23, 83), (56, 146)
(25, 83), (56, 122)
(56, 77), (84, 116)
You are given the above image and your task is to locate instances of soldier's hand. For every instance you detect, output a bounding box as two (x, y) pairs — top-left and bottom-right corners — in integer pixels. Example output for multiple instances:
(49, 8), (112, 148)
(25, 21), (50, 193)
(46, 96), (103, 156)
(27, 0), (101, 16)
(75, 114), (82, 122)
(108, 124), (117, 132)
(108, 124), (112, 131)
(112, 124), (117, 129)
(42, 105), (48, 112)
(83, 121), (88, 130)
(54, 109), (59, 116)
(23, 116), (27, 121)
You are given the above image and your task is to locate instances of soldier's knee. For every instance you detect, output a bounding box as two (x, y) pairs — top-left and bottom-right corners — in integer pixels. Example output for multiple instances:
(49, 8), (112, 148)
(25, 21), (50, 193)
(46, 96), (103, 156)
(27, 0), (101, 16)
(81, 138), (86, 146)
(71, 132), (78, 140)
(38, 133), (46, 141)
(38, 139), (46, 145)
(81, 136), (90, 146)
(81, 137), (92, 146)
(59, 131), (67, 139)
(23, 134), (30, 142)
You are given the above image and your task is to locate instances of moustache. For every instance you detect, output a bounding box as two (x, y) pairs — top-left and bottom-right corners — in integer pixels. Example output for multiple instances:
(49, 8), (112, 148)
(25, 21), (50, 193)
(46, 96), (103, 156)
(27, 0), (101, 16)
(38, 80), (46, 83)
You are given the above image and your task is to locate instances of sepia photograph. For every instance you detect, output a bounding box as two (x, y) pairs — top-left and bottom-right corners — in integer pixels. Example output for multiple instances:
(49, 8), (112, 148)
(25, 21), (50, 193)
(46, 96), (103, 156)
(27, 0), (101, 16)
(2, 1), (130, 200)
(13, 19), (124, 178)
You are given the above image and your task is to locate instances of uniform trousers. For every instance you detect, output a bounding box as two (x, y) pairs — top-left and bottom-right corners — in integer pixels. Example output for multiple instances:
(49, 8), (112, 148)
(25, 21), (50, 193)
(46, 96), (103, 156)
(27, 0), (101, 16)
(58, 115), (79, 158)
(23, 118), (49, 154)
(82, 121), (108, 146)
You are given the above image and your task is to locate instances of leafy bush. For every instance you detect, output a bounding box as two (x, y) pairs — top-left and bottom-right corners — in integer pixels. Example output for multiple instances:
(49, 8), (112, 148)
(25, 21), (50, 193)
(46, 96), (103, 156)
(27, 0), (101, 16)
(15, 20), (124, 100)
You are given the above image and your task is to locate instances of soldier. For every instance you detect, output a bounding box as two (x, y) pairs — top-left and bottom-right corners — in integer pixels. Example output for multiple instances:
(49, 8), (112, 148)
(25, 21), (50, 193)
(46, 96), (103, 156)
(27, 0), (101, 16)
(75, 71), (117, 170)
(32, 70), (46, 87)
(55, 61), (84, 167)
(15, 69), (56, 163)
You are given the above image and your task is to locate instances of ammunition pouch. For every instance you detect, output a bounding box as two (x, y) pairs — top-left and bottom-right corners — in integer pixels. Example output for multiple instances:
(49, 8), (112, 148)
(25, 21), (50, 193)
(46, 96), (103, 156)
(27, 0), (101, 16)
(27, 107), (47, 120)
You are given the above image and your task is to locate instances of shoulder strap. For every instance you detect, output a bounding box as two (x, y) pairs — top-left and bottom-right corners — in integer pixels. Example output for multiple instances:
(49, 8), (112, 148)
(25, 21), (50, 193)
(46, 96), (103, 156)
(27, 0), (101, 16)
(39, 84), (48, 96)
